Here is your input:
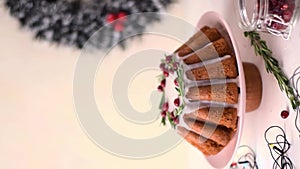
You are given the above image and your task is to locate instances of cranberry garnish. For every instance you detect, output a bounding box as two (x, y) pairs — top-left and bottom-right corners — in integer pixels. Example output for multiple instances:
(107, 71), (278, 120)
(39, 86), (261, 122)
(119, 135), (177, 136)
(157, 85), (163, 92)
(267, 0), (296, 32)
(270, 22), (286, 30)
(230, 163), (237, 167)
(174, 79), (179, 86)
(174, 116), (179, 124)
(283, 10), (292, 22)
(161, 111), (166, 117)
(163, 71), (169, 77)
(166, 55), (172, 63)
(162, 102), (169, 111)
(159, 63), (166, 70)
(281, 110), (289, 119)
(174, 98), (180, 107)
(160, 79), (166, 88)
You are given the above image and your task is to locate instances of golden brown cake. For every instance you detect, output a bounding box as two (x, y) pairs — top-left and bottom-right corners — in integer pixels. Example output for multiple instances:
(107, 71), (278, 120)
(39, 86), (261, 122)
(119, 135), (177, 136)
(176, 26), (222, 57)
(159, 25), (240, 157)
(175, 26), (210, 53)
(183, 38), (232, 65)
(177, 126), (224, 156)
(184, 107), (238, 130)
(186, 83), (239, 104)
(184, 118), (233, 146)
(186, 56), (238, 81)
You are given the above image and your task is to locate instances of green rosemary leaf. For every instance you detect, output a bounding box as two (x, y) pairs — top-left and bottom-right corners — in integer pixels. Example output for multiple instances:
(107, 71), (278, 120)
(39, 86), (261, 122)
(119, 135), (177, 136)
(161, 117), (166, 125)
(244, 31), (299, 110)
(175, 108), (179, 115)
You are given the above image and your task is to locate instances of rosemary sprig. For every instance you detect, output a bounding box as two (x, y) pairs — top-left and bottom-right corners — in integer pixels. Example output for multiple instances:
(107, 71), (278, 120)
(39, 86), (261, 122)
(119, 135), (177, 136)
(244, 31), (300, 110)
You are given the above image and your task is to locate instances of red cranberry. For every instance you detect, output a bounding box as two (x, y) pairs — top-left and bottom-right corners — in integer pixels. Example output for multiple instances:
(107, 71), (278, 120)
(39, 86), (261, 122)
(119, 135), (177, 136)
(160, 79), (166, 87)
(230, 163), (237, 167)
(157, 85), (163, 92)
(283, 10), (292, 22)
(159, 63), (166, 70)
(270, 22), (286, 30)
(163, 71), (169, 77)
(161, 111), (166, 117)
(166, 55), (172, 63)
(174, 79), (179, 86)
(174, 116), (179, 124)
(174, 98), (180, 107)
(162, 102), (169, 111)
(281, 110), (289, 119)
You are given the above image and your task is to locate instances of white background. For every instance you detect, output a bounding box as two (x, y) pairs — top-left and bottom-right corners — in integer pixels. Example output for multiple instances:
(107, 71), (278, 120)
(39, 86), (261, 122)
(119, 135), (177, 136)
(1, 0), (300, 168)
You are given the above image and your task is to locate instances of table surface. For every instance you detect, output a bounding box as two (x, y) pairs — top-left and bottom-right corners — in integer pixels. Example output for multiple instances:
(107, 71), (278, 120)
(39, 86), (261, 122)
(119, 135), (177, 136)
(1, 0), (300, 168)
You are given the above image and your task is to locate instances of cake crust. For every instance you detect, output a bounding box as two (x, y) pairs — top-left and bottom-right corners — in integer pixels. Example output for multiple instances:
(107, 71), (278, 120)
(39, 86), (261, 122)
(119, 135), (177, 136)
(186, 56), (238, 81)
(186, 83), (239, 104)
(183, 38), (231, 65)
(177, 27), (222, 57)
(184, 118), (233, 146)
(177, 126), (224, 156)
(184, 107), (238, 130)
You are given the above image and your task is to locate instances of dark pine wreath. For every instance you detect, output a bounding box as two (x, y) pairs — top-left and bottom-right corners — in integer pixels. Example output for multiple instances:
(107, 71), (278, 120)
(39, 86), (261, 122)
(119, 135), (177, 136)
(5, 0), (174, 49)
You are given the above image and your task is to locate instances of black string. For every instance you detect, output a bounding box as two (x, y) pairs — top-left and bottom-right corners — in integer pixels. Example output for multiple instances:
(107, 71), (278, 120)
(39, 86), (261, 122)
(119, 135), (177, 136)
(264, 126), (294, 169)
(290, 66), (300, 136)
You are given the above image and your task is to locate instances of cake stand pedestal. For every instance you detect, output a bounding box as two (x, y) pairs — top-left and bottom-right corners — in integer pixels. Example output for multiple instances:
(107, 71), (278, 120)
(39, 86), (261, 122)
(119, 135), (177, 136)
(243, 62), (262, 112)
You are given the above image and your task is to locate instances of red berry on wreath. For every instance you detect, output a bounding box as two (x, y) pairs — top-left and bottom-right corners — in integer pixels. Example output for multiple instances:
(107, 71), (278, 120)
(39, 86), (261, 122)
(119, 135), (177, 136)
(166, 55), (172, 63)
(174, 79), (179, 86)
(174, 116), (179, 124)
(160, 79), (166, 87)
(161, 111), (166, 117)
(162, 102), (169, 111)
(160, 63), (166, 70)
(174, 98), (180, 107)
(157, 85), (163, 92)
(163, 71), (169, 77)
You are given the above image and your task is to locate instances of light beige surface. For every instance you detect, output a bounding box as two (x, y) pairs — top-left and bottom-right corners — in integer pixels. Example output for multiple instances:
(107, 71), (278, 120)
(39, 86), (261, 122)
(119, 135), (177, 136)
(1, 0), (300, 169)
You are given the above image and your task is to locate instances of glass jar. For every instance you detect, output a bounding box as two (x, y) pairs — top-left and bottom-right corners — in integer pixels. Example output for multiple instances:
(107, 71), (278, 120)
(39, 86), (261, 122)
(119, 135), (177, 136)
(236, 0), (300, 39)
